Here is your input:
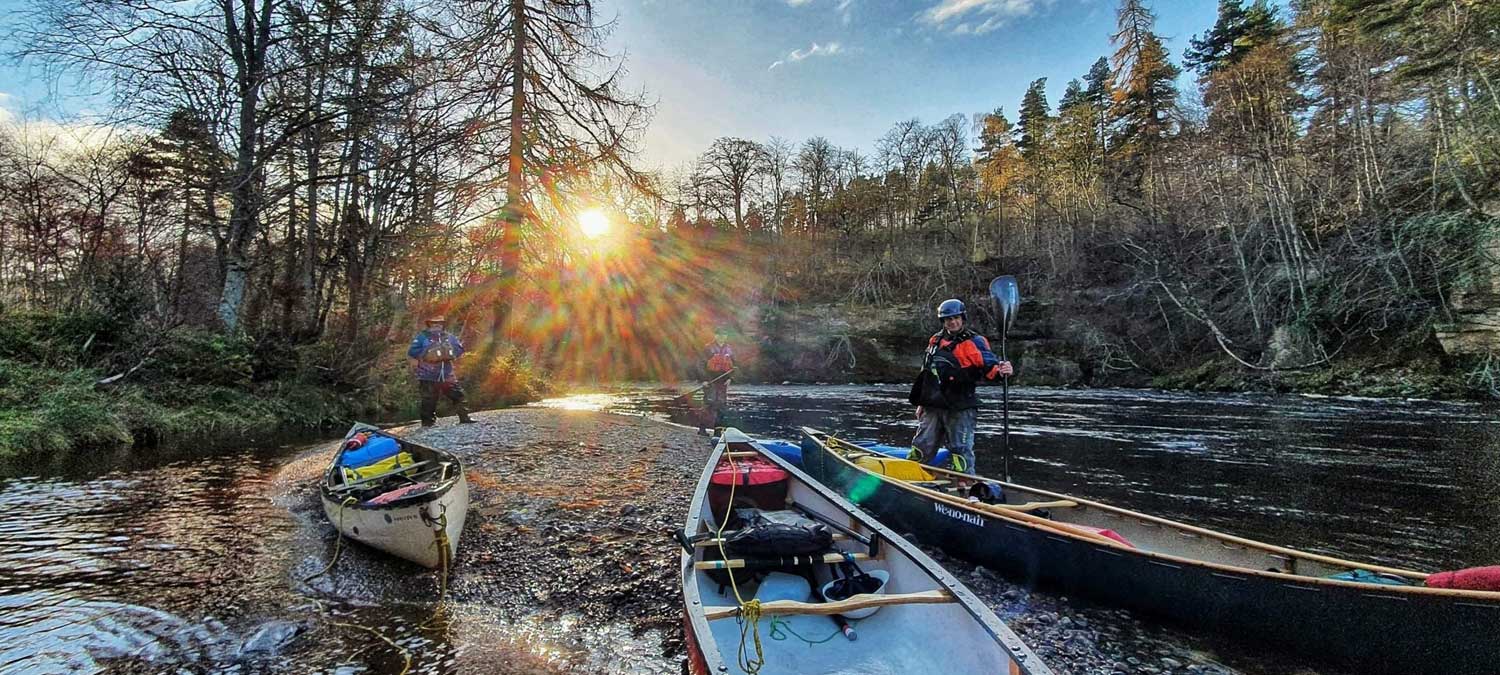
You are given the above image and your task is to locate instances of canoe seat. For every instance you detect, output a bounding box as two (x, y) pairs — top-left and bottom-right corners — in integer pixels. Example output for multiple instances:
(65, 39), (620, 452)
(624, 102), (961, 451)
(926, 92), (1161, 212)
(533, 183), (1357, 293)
(703, 589), (955, 620)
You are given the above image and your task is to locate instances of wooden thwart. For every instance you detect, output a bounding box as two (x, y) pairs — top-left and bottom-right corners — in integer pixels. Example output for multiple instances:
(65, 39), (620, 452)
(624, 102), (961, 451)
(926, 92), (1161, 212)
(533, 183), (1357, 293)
(694, 552), (870, 570)
(693, 533), (849, 548)
(703, 589), (955, 620)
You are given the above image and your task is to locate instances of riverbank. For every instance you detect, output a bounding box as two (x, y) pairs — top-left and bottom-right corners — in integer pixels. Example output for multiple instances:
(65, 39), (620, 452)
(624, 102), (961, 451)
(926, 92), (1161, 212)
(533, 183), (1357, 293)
(0, 310), (548, 461)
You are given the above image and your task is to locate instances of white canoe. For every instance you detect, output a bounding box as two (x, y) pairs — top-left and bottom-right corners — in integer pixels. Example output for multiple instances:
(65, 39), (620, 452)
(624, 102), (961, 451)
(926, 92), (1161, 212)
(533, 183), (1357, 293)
(319, 424), (468, 568)
(679, 428), (1054, 675)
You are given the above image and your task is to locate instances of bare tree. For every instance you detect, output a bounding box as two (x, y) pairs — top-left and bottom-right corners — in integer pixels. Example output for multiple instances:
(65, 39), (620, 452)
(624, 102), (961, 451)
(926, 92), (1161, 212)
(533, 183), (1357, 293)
(692, 137), (765, 230)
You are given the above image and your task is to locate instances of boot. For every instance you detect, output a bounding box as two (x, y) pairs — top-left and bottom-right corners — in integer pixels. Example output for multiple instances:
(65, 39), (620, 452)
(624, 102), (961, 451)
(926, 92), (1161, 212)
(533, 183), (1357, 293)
(457, 407), (477, 424)
(421, 419), (436, 427)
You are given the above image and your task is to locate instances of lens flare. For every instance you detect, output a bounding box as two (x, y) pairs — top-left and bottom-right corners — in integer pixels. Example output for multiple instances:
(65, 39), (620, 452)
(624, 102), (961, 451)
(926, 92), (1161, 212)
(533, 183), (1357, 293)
(578, 209), (610, 238)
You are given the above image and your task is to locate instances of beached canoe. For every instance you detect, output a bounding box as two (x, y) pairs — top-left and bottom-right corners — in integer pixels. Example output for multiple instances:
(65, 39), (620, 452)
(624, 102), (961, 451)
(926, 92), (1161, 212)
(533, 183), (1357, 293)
(799, 426), (1500, 674)
(319, 424), (468, 568)
(678, 428), (1054, 675)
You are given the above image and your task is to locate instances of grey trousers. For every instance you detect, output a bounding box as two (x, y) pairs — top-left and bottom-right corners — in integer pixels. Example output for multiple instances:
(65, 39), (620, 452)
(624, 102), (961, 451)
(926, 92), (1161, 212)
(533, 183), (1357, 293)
(912, 406), (978, 474)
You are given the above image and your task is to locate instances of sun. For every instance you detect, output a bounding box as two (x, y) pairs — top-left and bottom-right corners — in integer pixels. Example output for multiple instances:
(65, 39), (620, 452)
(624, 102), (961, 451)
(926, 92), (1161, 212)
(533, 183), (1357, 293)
(578, 208), (611, 239)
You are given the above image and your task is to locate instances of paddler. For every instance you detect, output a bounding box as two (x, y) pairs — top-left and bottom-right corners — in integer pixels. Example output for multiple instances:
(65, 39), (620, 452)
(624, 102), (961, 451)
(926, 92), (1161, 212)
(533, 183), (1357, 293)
(907, 299), (1012, 474)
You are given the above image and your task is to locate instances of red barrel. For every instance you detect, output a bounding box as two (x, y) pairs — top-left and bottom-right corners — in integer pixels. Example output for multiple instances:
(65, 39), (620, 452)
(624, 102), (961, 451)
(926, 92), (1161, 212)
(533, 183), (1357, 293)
(707, 456), (789, 525)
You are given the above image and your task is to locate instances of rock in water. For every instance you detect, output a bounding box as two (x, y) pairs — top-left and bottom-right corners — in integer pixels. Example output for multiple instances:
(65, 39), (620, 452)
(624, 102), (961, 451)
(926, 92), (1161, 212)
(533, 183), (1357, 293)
(236, 620), (306, 659)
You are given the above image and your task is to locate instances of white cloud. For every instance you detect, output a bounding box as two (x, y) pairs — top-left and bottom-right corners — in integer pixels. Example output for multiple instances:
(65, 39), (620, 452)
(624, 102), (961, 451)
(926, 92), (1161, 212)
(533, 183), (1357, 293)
(785, 0), (815, 5)
(919, 0), (1041, 34)
(791, 42), (842, 61)
(769, 42), (845, 71)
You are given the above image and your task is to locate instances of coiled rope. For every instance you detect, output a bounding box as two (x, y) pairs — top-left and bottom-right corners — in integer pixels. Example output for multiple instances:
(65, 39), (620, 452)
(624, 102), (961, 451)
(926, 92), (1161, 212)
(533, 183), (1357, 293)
(714, 445), (765, 675)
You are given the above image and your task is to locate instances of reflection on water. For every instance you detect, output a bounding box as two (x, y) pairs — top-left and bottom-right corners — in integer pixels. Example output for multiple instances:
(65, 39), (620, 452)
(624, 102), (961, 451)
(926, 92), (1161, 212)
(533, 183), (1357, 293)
(0, 438), (678, 674)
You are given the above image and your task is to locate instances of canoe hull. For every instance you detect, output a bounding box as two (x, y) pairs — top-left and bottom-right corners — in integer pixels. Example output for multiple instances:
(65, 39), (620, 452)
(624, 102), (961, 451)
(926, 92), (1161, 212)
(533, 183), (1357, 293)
(320, 474), (467, 568)
(319, 424), (469, 569)
(800, 431), (1500, 675)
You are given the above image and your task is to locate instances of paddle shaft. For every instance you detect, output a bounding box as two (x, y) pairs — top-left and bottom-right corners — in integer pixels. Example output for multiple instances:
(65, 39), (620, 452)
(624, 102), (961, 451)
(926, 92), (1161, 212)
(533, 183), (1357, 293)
(675, 368), (735, 401)
(988, 275), (1020, 483)
(1001, 332), (1010, 482)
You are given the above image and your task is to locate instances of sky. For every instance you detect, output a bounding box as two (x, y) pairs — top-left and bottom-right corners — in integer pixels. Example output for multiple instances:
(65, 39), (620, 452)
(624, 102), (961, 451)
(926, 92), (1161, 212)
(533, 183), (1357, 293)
(608, 0), (1222, 171)
(0, 0), (1223, 171)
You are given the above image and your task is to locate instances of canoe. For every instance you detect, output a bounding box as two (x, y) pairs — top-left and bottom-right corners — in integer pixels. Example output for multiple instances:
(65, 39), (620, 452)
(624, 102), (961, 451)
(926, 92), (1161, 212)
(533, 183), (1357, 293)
(678, 428), (1054, 675)
(319, 424), (468, 568)
(799, 427), (1500, 674)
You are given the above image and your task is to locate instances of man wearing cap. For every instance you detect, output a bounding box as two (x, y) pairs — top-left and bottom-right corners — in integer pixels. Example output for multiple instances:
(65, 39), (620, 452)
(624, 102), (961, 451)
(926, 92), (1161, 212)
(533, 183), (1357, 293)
(908, 299), (1012, 474)
(407, 317), (477, 426)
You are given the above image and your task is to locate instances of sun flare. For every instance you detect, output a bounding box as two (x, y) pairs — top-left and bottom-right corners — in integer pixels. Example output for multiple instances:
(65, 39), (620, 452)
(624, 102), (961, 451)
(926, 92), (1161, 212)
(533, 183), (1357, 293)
(578, 208), (611, 239)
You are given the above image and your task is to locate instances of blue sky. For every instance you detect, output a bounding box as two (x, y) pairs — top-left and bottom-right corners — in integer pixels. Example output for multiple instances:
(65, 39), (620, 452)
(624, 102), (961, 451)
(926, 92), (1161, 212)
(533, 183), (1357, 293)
(611, 0), (1222, 170)
(0, 0), (1222, 170)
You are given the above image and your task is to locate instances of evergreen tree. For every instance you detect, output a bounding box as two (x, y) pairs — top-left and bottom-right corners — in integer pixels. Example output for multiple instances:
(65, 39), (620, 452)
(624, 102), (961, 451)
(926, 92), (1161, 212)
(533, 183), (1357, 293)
(1185, 0), (1282, 76)
(1059, 79), (1087, 113)
(1083, 57), (1115, 157)
(975, 107), (1015, 164)
(1016, 78), (1052, 160)
(1110, 0), (1180, 205)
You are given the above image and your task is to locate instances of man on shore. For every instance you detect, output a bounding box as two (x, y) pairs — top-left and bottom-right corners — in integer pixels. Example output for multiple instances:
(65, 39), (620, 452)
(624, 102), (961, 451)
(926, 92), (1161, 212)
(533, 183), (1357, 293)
(908, 299), (1012, 474)
(408, 317), (477, 426)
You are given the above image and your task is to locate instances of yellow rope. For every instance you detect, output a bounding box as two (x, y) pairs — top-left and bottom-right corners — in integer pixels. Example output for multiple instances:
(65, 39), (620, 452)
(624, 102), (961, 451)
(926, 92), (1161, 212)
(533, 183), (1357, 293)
(303, 496), (358, 583)
(420, 513), (452, 631)
(328, 617), (413, 675)
(303, 493), (413, 674)
(714, 447), (765, 675)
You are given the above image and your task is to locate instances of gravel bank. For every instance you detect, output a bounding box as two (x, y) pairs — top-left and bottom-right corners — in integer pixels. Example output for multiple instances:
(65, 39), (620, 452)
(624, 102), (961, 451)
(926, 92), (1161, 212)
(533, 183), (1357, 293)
(302, 408), (1319, 675)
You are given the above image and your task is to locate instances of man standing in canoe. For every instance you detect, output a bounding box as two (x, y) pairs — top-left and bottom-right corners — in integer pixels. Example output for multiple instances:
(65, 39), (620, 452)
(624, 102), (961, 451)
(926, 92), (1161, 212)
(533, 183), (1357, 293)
(908, 299), (1012, 474)
(408, 317), (477, 427)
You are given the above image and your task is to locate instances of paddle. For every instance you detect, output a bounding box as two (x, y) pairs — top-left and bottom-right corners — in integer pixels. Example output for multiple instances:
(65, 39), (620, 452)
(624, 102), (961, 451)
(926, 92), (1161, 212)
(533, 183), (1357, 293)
(673, 368), (735, 404)
(989, 275), (1020, 482)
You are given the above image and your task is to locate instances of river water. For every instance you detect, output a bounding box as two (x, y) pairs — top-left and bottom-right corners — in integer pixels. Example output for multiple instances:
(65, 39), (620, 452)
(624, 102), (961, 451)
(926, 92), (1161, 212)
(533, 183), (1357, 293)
(1, 385), (1496, 674)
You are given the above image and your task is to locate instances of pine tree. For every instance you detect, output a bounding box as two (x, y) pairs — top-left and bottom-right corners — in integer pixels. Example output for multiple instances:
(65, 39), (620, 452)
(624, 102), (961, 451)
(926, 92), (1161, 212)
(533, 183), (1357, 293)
(1184, 0), (1282, 76)
(1110, 0), (1180, 206)
(1083, 57), (1116, 157)
(1016, 78), (1052, 161)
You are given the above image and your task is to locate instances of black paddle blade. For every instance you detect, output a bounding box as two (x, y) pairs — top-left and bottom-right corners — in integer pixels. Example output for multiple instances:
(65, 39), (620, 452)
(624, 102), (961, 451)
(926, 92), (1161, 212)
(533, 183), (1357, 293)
(989, 275), (1020, 334)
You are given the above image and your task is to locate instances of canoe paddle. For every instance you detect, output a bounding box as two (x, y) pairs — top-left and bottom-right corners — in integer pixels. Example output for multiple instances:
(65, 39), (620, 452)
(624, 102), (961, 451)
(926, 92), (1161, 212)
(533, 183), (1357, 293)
(673, 368), (735, 404)
(989, 276), (1020, 482)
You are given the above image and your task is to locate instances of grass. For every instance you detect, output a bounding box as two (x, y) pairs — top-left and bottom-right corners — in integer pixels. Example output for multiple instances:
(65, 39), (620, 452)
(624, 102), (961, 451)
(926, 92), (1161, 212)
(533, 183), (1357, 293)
(0, 311), (550, 461)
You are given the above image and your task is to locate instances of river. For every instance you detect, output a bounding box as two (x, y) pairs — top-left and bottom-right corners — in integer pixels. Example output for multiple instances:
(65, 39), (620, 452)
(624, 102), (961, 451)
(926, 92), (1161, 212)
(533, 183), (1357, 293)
(1, 385), (1496, 674)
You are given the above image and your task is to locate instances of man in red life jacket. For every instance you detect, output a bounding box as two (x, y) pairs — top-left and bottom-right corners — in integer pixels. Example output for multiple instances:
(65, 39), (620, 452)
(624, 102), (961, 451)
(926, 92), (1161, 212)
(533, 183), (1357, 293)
(704, 332), (734, 411)
(908, 299), (1012, 474)
(407, 317), (477, 427)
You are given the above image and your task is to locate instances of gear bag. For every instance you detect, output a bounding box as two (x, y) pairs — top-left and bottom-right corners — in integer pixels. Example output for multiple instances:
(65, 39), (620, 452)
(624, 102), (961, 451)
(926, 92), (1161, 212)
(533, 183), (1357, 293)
(722, 508), (833, 557)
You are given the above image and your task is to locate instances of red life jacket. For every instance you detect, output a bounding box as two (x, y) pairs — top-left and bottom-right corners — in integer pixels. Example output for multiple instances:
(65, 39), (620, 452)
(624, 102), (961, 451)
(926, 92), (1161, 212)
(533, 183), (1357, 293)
(707, 343), (734, 373)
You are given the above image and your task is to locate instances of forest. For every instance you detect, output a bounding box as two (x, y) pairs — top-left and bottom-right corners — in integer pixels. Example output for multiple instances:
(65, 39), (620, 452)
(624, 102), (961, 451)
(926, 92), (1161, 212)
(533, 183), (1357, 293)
(0, 0), (1496, 455)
